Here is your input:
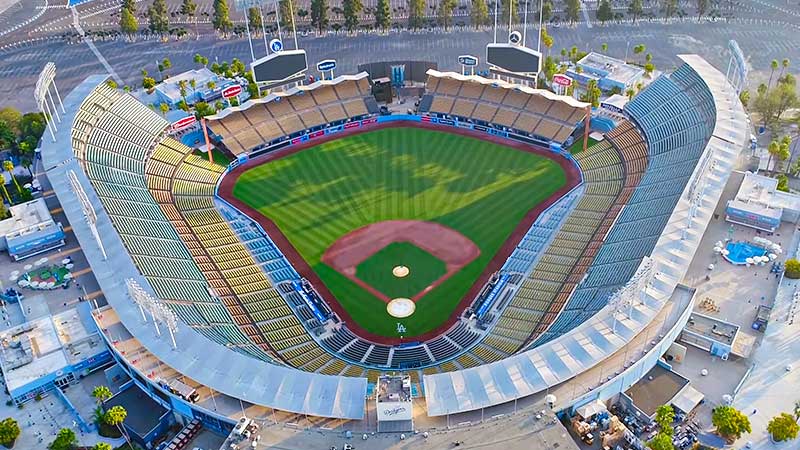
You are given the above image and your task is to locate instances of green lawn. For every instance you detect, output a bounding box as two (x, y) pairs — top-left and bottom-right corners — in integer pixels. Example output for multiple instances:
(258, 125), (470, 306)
(233, 127), (566, 337)
(194, 147), (232, 167)
(567, 137), (599, 155)
(356, 242), (446, 299)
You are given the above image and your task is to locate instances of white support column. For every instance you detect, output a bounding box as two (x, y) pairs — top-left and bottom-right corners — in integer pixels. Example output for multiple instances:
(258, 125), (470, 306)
(52, 81), (66, 114)
(508, 0), (513, 36)
(40, 100), (57, 142)
(244, 12), (256, 62)
(46, 88), (61, 123)
(493, 0), (499, 43)
(168, 326), (177, 349)
(537, 0), (543, 52)
(274, 0), (284, 43)
(288, 0), (298, 50)
(522, 0), (528, 46)
(259, 4), (269, 54)
(151, 310), (161, 336)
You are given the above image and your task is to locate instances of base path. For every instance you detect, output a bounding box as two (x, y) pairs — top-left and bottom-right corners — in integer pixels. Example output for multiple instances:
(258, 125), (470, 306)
(321, 220), (480, 303)
(217, 120), (581, 345)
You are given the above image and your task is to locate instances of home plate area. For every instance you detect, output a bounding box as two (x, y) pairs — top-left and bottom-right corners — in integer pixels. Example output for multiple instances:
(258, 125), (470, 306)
(320, 220), (480, 313)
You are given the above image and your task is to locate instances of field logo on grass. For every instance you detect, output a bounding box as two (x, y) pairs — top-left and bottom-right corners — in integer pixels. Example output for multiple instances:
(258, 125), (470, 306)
(396, 323), (406, 334)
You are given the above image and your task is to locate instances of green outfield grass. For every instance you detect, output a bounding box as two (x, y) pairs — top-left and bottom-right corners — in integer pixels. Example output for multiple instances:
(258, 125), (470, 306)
(567, 137), (599, 155)
(232, 127), (567, 337)
(195, 148), (232, 167)
(356, 242), (447, 300)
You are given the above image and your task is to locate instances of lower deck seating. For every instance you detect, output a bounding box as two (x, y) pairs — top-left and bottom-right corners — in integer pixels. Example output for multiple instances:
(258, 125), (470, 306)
(145, 137), (356, 373)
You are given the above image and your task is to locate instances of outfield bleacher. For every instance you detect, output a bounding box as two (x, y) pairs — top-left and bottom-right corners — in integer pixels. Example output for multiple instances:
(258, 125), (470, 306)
(421, 70), (588, 143)
(207, 75), (371, 155)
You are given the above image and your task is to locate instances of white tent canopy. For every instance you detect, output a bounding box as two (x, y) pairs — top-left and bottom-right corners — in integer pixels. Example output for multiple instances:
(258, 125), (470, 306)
(576, 399), (608, 419)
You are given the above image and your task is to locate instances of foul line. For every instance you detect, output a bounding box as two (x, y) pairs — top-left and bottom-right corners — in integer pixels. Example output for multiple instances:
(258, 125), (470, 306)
(71, 7), (122, 84)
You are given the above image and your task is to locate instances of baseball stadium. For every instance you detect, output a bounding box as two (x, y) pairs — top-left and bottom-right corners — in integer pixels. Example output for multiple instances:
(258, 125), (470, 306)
(37, 45), (746, 446)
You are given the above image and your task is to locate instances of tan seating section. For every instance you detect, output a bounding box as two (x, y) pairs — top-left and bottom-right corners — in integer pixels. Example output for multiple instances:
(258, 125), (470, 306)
(424, 74), (588, 142)
(207, 78), (371, 155)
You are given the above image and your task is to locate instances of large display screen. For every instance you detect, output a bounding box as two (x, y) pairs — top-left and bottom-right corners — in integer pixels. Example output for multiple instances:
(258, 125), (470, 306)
(486, 44), (542, 74)
(251, 50), (308, 84)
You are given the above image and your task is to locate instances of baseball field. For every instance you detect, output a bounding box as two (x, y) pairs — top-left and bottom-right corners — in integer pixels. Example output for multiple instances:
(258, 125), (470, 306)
(230, 126), (568, 338)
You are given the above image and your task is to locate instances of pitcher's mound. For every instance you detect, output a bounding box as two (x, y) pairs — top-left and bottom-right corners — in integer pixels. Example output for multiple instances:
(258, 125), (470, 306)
(392, 265), (410, 278)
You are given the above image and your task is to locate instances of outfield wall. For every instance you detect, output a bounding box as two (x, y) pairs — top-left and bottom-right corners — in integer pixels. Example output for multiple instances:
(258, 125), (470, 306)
(219, 114), (583, 180)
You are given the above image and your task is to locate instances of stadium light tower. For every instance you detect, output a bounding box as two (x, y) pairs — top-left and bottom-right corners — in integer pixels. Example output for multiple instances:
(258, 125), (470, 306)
(125, 278), (180, 349)
(35, 63), (65, 142)
(69, 169), (107, 260)
(537, 0), (544, 53)
(236, 0), (299, 59)
(126, 278), (150, 323)
(609, 257), (654, 333)
(235, 0), (260, 61)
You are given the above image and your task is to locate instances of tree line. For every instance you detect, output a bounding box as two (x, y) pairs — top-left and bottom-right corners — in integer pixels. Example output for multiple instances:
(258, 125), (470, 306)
(117, 0), (730, 38)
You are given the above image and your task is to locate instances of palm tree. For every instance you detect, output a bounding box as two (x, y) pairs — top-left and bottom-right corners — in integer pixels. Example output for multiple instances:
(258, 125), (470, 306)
(162, 58), (172, 77)
(601, 42), (608, 52)
(769, 59), (779, 87)
(104, 405), (131, 448)
(767, 139), (780, 172)
(2, 161), (21, 194)
(91, 385), (113, 405)
(0, 174), (11, 204)
(542, 28), (554, 58)
(779, 58), (790, 82)
(625, 88), (635, 100)
(178, 79), (188, 106)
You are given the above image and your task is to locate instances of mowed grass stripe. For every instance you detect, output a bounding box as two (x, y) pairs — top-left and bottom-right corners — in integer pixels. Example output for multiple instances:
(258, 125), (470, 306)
(233, 127), (566, 336)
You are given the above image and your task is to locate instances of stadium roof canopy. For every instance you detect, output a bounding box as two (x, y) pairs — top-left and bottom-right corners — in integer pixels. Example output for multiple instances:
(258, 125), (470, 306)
(41, 75), (368, 420)
(423, 55), (748, 417)
(425, 69), (591, 110)
(205, 71), (370, 121)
